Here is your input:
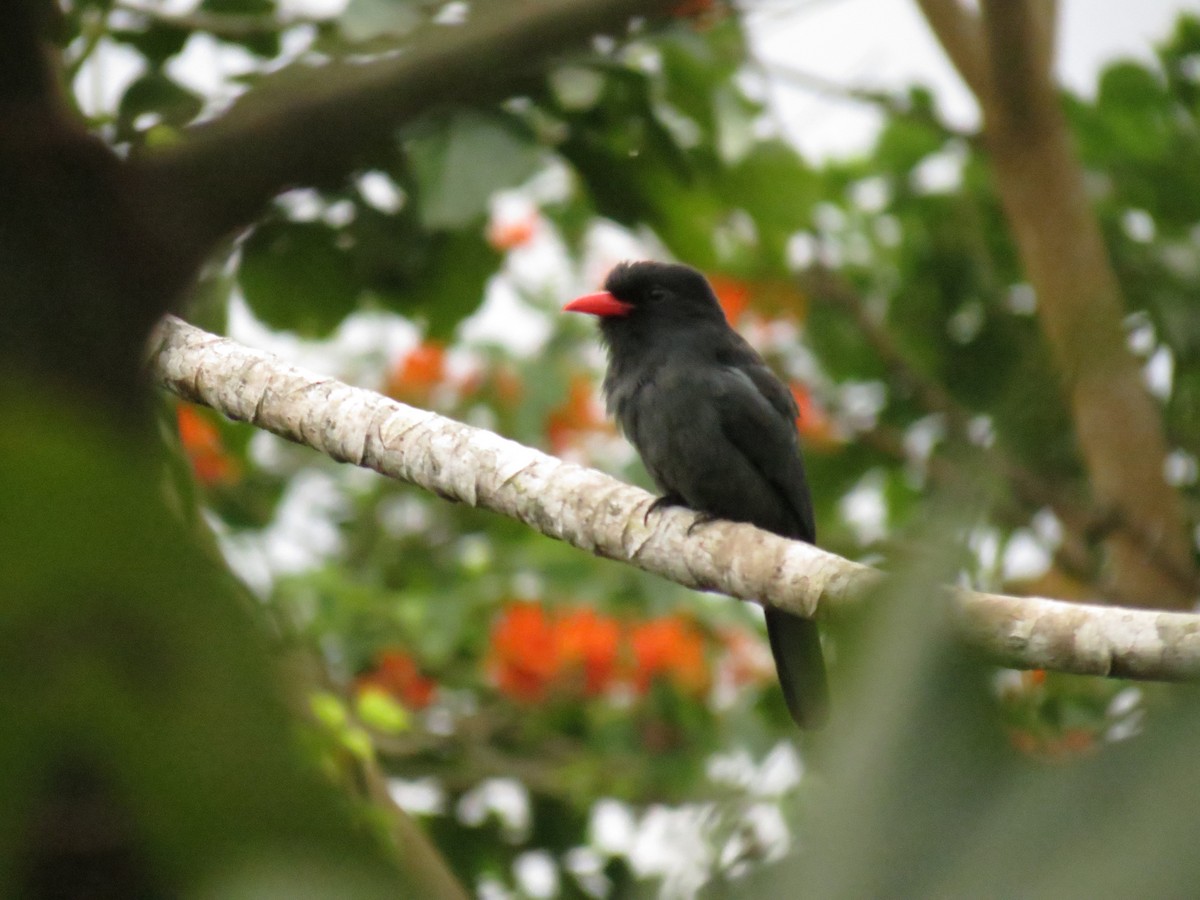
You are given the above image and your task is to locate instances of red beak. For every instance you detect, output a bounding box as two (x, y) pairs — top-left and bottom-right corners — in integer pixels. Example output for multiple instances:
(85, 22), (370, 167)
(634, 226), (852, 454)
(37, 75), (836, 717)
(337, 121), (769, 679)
(563, 291), (634, 318)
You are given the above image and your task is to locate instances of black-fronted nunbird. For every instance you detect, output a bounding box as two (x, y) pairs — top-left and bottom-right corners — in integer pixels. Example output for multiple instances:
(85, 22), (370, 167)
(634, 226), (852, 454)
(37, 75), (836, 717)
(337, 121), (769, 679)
(564, 260), (829, 729)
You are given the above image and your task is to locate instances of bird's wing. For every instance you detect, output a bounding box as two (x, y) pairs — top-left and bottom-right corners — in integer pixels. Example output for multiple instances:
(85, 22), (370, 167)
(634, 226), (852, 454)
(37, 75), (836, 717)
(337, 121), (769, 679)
(650, 361), (827, 726)
(624, 359), (815, 541)
(709, 363), (816, 542)
(621, 351), (827, 728)
(740, 361), (801, 426)
(713, 333), (807, 433)
(709, 363), (827, 725)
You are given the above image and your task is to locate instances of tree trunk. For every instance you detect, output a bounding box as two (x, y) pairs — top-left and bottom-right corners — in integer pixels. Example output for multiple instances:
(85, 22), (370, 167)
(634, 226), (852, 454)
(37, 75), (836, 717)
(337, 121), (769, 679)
(918, 0), (1196, 608)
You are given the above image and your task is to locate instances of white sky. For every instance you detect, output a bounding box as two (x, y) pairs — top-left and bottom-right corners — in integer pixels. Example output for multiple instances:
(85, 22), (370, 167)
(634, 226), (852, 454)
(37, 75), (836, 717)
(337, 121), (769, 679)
(747, 0), (1192, 158)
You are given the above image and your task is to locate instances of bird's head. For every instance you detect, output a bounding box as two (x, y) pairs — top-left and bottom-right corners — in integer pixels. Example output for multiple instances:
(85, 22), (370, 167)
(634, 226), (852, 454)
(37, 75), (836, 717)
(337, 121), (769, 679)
(563, 261), (726, 330)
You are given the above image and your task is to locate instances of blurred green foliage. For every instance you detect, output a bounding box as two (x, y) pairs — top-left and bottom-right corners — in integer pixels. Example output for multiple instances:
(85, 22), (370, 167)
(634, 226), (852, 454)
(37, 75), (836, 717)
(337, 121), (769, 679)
(34, 0), (1200, 895)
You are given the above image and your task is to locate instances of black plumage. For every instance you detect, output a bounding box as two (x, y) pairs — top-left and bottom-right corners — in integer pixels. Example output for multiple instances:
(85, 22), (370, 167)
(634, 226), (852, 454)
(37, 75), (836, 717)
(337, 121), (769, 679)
(565, 261), (829, 728)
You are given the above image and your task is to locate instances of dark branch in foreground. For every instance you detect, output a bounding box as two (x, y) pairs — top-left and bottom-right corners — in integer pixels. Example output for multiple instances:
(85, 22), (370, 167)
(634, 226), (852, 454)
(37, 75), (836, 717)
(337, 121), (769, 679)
(134, 0), (676, 256)
(0, 0), (672, 409)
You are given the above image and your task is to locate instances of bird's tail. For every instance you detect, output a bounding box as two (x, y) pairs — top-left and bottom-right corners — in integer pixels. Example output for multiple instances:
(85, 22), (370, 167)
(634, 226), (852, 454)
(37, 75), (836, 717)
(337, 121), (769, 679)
(764, 608), (829, 729)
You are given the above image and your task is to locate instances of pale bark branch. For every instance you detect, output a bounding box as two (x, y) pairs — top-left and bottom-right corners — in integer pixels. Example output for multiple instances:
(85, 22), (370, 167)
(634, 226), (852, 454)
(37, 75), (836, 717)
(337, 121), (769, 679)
(148, 316), (1200, 683)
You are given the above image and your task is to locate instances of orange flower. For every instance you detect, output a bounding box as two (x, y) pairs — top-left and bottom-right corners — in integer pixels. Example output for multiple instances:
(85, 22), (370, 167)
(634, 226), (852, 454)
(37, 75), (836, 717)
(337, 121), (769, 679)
(176, 403), (239, 486)
(357, 649), (437, 710)
(487, 213), (538, 251)
(1059, 728), (1096, 755)
(707, 274), (750, 325)
(630, 615), (709, 697)
(391, 341), (444, 391)
(789, 382), (842, 449)
(1009, 728), (1039, 756)
(545, 373), (608, 454)
(488, 601), (562, 703)
(1008, 726), (1098, 762)
(555, 608), (621, 696)
(493, 366), (524, 408)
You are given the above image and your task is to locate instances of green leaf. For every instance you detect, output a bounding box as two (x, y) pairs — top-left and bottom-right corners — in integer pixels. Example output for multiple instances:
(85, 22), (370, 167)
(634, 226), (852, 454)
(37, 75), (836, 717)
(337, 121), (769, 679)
(199, 0), (280, 56)
(356, 688), (411, 734)
(1159, 13), (1200, 107)
(1168, 366), (1200, 447)
(559, 95), (722, 267)
(873, 99), (948, 175)
(406, 111), (542, 229)
(1072, 60), (1172, 164)
(345, 196), (501, 338)
(239, 220), (359, 337)
(718, 140), (817, 268)
(110, 23), (191, 67)
(201, 0), (271, 13)
(1097, 61), (1168, 111)
(713, 84), (757, 164)
(116, 72), (203, 141)
(549, 65), (606, 112)
(657, 17), (746, 136)
(379, 229), (502, 340)
(806, 299), (887, 382)
(310, 691), (350, 730)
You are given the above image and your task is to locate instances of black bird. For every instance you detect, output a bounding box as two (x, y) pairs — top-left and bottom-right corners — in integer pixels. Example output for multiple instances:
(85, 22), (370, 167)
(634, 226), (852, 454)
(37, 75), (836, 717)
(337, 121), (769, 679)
(564, 260), (829, 729)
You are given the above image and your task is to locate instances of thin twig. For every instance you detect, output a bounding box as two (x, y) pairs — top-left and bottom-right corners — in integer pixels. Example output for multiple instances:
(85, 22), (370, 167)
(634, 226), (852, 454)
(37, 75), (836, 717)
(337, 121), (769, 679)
(762, 62), (978, 144)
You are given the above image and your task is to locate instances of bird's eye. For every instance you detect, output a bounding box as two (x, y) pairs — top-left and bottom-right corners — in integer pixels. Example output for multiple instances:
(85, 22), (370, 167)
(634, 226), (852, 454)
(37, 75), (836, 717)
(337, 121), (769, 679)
(648, 287), (668, 302)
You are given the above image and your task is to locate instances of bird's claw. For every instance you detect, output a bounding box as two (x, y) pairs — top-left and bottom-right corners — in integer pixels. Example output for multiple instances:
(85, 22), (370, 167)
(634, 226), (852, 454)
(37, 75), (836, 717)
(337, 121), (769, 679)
(643, 495), (715, 535)
(644, 493), (685, 526)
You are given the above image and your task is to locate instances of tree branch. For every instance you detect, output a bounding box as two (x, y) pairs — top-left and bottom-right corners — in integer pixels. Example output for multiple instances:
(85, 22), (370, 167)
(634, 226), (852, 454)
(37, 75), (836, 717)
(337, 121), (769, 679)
(913, 0), (992, 103)
(965, 0), (1198, 609)
(148, 316), (1200, 683)
(916, 0), (1197, 608)
(133, 0), (676, 255)
(356, 755), (470, 900)
(978, 0), (1057, 133)
(1034, 0), (1059, 81)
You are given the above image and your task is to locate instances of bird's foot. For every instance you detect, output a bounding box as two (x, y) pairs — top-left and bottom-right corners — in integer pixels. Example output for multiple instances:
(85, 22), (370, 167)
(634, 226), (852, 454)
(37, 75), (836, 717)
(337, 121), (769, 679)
(686, 512), (718, 536)
(644, 493), (687, 526)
